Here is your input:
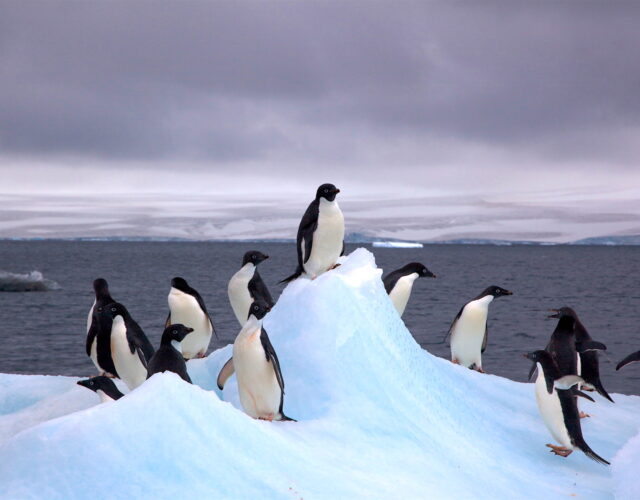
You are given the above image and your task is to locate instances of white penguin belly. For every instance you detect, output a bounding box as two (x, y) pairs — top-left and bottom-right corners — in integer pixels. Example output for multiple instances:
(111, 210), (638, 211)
(534, 368), (573, 449)
(450, 299), (491, 368)
(168, 289), (212, 358)
(388, 274), (418, 316)
(233, 326), (281, 419)
(110, 316), (147, 391)
(304, 199), (344, 278)
(228, 264), (255, 326)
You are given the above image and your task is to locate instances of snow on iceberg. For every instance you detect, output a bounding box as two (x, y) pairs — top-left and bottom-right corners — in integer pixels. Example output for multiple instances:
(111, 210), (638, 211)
(0, 248), (639, 499)
(0, 270), (61, 292)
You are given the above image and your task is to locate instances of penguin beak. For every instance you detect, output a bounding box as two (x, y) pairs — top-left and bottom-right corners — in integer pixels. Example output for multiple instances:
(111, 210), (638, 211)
(77, 380), (90, 389)
(186, 327), (194, 333)
(548, 309), (560, 319)
(503, 290), (513, 295)
(425, 270), (436, 278)
(333, 188), (340, 194)
(523, 353), (535, 361)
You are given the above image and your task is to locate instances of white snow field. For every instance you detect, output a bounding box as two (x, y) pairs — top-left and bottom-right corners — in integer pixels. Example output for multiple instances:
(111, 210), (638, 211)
(0, 249), (638, 499)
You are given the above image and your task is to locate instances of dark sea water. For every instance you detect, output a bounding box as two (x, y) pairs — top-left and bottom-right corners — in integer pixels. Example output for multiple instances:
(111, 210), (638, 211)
(1, 241), (639, 395)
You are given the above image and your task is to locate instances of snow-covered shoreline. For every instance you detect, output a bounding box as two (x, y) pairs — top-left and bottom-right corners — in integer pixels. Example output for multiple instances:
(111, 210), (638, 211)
(1, 249), (639, 499)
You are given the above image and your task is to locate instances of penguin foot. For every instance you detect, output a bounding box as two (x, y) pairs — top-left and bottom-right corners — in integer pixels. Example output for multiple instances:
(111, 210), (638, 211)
(258, 414), (275, 422)
(329, 263), (342, 270)
(579, 411), (591, 419)
(581, 386), (595, 392)
(546, 444), (573, 457)
(196, 352), (206, 359)
(451, 358), (460, 365)
(475, 366), (485, 374)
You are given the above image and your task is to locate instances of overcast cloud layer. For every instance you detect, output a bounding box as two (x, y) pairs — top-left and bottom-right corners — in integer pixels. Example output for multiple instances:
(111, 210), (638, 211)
(1, 2), (639, 239)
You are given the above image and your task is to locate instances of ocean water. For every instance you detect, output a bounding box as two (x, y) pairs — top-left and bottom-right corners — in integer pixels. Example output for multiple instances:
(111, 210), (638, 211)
(0, 241), (639, 394)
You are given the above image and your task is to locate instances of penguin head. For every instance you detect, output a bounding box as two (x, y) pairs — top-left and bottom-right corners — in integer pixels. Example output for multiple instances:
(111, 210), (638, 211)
(170, 277), (190, 292)
(99, 302), (127, 319)
(403, 262), (436, 278)
(483, 286), (513, 298)
(93, 278), (110, 297)
(242, 251), (269, 266)
(248, 300), (271, 320)
(548, 307), (577, 319)
(316, 183), (340, 202)
(524, 350), (556, 372)
(162, 324), (194, 344)
(77, 376), (115, 394)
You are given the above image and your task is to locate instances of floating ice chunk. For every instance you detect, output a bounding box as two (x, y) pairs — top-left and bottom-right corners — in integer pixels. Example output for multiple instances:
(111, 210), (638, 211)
(0, 270), (61, 292)
(372, 241), (424, 248)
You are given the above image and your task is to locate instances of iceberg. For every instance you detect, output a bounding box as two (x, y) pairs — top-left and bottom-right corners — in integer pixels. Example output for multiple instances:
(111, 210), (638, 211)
(0, 270), (61, 292)
(372, 241), (424, 248)
(0, 249), (639, 499)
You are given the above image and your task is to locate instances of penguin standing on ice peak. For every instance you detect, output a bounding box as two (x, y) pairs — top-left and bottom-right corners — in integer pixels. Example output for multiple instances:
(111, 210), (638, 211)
(147, 324), (194, 383)
(228, 250), (274, 326)
(231, 300), (295, 421)
(281, 183), (344, 283)
(167, 277), (215, 359)
(525, 350), (609, 465)
(448, 285), (512, 372)
(100, 303), (155, 391)
(382, 262), (436, 317)
(86, 278), (118, 377)
(77, 376), (124, 403)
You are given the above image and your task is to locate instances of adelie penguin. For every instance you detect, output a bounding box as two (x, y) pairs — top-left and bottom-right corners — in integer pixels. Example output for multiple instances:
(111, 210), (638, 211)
(616, 349), (640, 371)
(572, 310), (613, 402)
(228, 250), (274, 326)
(228, 300), (295, 422)
(525, 350), (609, 465)
(529, 308), (608, 411)
(99, 303), (155, 391)
(147, 324), (194, 383)
(86, 278), (118, 378)
(382, 262), (436, 317)
(77, 376), (124, 403)
(281, 183), (344, 283)
(448, 285), (512, 372)
(167, 277), (215, 360)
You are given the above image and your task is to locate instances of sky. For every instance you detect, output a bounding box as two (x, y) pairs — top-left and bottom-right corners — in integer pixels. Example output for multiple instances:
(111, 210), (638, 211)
(1, 2), (639, 241)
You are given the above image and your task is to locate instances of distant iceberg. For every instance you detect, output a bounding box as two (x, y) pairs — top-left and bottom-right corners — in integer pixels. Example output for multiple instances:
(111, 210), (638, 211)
(372, 241), (424, 248)
(0, 270), (61, 292)
(0, 249), (639, 499)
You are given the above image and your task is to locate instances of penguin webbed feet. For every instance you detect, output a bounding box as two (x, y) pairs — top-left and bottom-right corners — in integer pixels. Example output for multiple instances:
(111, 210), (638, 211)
(579, 411), (591, 419)
(546, 444), (573, 457)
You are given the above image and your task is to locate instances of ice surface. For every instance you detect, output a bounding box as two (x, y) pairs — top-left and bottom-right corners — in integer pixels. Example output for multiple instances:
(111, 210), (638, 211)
(0, 270), (61, 292)
(0, 249), (639, 499)
(612, 430), (640, 499)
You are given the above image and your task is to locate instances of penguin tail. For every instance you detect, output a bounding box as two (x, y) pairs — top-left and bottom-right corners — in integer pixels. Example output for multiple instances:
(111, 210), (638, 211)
(577, 439), (610, 465)
(279, 267), (303, 284)
(278, 413), (297, 422)
(595, 380), (615, 403)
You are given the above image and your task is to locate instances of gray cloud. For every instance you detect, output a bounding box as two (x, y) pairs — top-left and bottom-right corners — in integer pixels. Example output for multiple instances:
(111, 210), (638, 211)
(0, 1), (639, 193)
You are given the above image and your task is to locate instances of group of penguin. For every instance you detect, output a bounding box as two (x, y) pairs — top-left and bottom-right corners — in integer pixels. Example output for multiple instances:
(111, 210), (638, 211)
(76, 183), (640, 464)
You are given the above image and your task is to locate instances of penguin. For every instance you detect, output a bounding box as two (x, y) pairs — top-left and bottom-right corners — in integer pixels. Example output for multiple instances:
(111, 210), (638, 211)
(228, 250), (274, 326)
(281, 183), (344, 283)
(86, 278), (118, 377)
(100, 302), (155, 391)
(382, 262), (436, 316)
(146, 324), (194, 383)
(77, 376), (124, 403)
(167, 277), (215, 360)
(616, 350), (640, 371)
(525, 350), (609, 465)
(232, 300), (295, 421)
(572, 311), (613, 402)
(448, 285), (512, 372)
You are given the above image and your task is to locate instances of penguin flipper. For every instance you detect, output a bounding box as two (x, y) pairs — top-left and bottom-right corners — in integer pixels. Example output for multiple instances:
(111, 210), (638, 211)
(554, 375), (584, 390)
(481, 323), (488, 354)
(577, 340), (607, 353)
(280, 267), (303, 284)
(616, 350), (640, 371)
(126, 319), (155, 362)
(165, 312), (171, 327)
(444, 306), (464, 345)
(217, 357), (235, 390)
(260, 328), (285, 392)
(527, 362), (537, 381)
(136, 346), (148, 370)
(86, 317), (98, 357)
(574, 389), (595, 403)
(298, 201), (319, 266)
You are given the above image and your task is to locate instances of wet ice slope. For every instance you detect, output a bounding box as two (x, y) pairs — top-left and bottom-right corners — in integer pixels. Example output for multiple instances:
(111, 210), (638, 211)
(0, 249), (638, 499)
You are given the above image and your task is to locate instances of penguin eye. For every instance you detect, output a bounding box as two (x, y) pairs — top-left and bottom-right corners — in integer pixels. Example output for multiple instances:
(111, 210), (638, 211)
(172, 329), (177, 334)
(324, 188), (328, 193)
(111, 307), (116, 312)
